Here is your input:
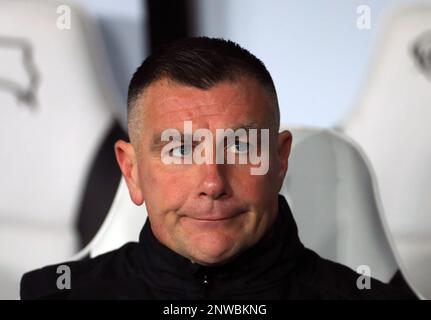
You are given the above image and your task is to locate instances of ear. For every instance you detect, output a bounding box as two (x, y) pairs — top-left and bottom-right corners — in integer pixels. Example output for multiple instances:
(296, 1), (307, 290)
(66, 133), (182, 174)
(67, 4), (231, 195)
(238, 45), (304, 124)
(114, 140), (144, 205)
(275, 130), (292, 191)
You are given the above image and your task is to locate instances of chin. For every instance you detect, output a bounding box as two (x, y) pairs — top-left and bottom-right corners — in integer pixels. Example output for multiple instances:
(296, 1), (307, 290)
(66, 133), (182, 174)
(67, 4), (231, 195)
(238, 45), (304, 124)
(193, 253), (237, 267)
(187, 232), (244, 266)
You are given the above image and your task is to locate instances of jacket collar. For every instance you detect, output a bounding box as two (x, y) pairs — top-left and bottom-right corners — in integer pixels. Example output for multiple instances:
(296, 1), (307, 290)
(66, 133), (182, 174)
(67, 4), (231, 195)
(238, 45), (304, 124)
(137, 195), (305, 294)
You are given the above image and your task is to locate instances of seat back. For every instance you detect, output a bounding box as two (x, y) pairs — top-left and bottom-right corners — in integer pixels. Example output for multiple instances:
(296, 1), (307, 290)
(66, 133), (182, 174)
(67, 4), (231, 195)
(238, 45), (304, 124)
(0, 0), (121, 299)
(283, 127), (398, 283)
(340, 4), (431, 298)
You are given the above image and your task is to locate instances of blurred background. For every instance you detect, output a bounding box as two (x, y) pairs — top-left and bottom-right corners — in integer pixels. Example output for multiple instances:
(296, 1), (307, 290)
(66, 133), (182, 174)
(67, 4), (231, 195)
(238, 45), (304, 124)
(1, 0), (430, 299)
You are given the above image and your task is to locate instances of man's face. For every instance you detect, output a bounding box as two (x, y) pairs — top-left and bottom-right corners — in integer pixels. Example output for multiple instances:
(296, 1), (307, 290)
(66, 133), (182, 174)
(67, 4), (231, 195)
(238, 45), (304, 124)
(115, 77), (292, 265)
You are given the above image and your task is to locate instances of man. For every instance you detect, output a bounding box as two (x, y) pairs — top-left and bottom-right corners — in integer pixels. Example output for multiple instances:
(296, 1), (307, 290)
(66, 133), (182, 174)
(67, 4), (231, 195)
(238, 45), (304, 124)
(21, 37), (415, 299)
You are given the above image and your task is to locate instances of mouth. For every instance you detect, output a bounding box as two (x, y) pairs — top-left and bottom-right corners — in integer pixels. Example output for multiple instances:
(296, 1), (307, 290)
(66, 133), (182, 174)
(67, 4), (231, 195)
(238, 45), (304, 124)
(178, 201), (248, 224)
(192, 215), (238, 222)
(185, 209), (247, 223)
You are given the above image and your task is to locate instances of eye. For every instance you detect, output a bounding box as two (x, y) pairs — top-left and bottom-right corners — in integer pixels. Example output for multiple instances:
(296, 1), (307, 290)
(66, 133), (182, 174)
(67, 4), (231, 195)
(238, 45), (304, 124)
(171, 144), (193, 157)
(228, 140), (250, 154)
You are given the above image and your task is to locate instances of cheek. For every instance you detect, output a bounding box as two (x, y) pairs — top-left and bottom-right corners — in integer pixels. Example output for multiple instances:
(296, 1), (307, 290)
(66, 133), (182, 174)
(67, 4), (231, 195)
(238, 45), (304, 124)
(229, 166), (277, 202)
(139, 161), (194, 210)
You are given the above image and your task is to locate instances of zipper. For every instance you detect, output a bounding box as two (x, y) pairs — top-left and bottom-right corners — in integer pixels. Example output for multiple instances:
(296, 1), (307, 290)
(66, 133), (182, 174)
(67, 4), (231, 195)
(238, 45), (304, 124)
(201, 274), (210, 298)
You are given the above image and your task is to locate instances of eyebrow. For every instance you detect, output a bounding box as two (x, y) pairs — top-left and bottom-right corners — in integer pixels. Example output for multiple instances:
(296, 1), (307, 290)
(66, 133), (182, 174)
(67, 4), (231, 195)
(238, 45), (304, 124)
(231, 122), (261, 131)
(150, 122), (263, 151)
(150, 131), (193, 151)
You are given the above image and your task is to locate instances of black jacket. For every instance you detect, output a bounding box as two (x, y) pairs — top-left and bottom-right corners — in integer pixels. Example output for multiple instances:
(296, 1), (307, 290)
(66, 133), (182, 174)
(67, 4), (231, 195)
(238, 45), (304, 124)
(20, 196), (416, 299)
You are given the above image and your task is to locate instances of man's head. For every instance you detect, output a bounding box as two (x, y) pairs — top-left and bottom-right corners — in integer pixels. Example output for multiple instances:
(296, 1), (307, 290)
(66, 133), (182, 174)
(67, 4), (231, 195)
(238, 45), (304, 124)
(115, 37), (292, 266)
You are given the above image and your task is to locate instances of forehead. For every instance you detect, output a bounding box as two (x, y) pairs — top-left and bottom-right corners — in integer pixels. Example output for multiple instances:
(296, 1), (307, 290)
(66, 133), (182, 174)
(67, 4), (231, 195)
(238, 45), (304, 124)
(138, 77), (274, 133)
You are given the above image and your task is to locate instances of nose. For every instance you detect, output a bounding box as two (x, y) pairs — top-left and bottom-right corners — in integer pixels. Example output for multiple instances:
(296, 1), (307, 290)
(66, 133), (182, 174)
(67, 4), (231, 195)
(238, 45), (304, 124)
(197, 163), (230, 200)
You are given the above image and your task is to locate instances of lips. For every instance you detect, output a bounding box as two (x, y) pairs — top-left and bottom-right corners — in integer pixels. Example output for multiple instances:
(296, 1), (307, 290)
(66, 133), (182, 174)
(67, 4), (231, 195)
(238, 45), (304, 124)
(192, 214), (240, 222)
(180, 202), (247, 222)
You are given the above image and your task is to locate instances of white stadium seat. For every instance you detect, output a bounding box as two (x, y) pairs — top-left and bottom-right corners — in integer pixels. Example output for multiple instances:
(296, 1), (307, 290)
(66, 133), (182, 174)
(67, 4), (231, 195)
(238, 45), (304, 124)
(0, 0), (123, 299)
(340, 4), (431, 299)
